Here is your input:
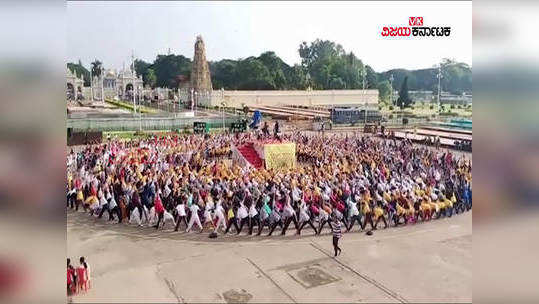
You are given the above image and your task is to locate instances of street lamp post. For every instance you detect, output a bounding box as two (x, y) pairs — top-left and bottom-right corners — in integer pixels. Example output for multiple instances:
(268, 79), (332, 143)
(90, 68), (93, 101)
(190, 89), (194, 112)
(138, 85), (142, 131)
(437, 64), (443, 115)
(194, 91), (198, 116)
(362, 66), (367, 125)
(131, 52), (136, 117)
(389, 74), (394, 116)
(101, 67), (105, 103)
(221, 88), (225, 132)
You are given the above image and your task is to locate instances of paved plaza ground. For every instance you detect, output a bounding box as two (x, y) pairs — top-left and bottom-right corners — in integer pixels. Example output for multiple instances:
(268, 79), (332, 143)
(67, 209), (471, 303)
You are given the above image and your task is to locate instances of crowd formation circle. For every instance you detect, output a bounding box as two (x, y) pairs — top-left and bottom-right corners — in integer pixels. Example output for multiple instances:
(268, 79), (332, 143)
(67, 131), (472, 237)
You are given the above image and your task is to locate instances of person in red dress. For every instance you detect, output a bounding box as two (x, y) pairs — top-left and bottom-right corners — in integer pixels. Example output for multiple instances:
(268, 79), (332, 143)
(153, 192), (165, 229)
(76, 257), (90, 293)
(67, 258), (76, 295)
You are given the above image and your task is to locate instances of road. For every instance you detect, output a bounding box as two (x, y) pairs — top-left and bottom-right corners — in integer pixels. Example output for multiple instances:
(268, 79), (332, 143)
(67, 209), (471, 303)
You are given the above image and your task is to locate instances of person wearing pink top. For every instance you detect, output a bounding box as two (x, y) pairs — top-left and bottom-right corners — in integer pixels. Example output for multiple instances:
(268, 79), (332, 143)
(153, 193), (165, 229)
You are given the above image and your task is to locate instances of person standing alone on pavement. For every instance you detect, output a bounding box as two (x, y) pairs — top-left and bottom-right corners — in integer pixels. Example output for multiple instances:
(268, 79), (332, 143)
(329, 214), (342, 257)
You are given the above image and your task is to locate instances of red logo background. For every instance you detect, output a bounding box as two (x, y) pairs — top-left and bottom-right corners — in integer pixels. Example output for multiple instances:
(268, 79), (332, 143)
(409, 17), (423, 26)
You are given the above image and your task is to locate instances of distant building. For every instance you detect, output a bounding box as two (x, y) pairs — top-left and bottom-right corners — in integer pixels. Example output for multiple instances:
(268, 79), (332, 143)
(396, 90), (472, 105)
(440, 92), (472, 105)
(190, 35), (213, 92)
(66, 67), (85, 100)
(409, 90), (434, 102)
(94, 68), (144, 101)
(209, 89), (379, 109)
(67, 65), (144, 101)
(179, 35), (213, 108)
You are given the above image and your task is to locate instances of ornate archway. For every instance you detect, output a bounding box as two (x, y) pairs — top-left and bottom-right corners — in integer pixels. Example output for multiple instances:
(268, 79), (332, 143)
(77, 86), (83, 100)
(125, 83), (134, 100)
(67, 83), (75, 100)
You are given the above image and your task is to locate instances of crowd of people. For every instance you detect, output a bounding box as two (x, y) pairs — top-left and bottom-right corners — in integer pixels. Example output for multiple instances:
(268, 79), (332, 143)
(419, 135), (442, 149)
(66, 130), (472, 239)
(454, 139), (472, 152)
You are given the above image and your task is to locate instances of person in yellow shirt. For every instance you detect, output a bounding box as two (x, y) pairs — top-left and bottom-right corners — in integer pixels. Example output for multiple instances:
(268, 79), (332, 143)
(443, 195), (453, 218)
(434, 197), (445, 219)
(396, 198), (407, 225)
(373, 201), (388, 229)
(420, 196), (432, 222)
(428, 196), (438, 219)
(360, 198), (375, 231)
(405, 200), (415, 224)
(76, 188), (84, 210)
(84, 193), (99, 213)
(448, 192), (457, 217)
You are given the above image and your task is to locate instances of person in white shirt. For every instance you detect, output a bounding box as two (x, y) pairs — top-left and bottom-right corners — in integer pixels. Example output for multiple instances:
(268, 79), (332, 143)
(291, 186), (301, 204)
(174, 195), (188, 231)
(203, 196), (215, 229)
(213, 198), (227, 233)
(186, 202), (203, 233)
(280, 193), (298, 235)
(91, 188), (106, 216)
(247, 197), (259, 235)
(98, 186), (120, 222)
(268, 197), (284, 236)
(107, 188), (120, 222)
(316, 204), (330, 235)
(97, 187), (110, 219)
(163, 182), (172, 200)
(297, 199), (317, 235)
(346, 196), (362, 232)
(235, 200), (249, 235)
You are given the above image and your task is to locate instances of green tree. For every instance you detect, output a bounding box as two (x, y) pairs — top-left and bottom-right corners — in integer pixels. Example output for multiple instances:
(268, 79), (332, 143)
(134, 59), (152, 86)
(210, 59), (238, 89)
(329, 76), (346, 89)
(112, 40), (471, 93)
(258, 51), (290, 89)
(397, 76), (412, 109)
(378, 60), (471, 94)
(235, 57), (275, 90)
(439, 58), (471, 94)
(146, 68), (157, 88)
(299, 39), (347, 89)
(377, 80), (392, 104)
(286, 64), (307, 89)
(91, 60), (103, 79)
(297, 39), (381, 90)
(67, 60), (91, 86)
(365, 65), (378, 89)
(151, 54), (191, 88)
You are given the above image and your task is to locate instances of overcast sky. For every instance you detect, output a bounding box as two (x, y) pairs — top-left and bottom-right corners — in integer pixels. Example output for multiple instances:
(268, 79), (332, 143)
(67, 1), (471, 72)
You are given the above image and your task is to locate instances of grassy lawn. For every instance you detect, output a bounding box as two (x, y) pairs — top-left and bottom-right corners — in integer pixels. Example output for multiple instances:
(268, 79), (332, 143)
(102, 128), (229, 140)
(102, 130), (171, 140)
(105, 99), (158, 114)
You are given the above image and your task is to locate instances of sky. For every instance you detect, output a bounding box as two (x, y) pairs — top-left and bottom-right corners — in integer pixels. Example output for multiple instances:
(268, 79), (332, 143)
(67, 1), (472, 73)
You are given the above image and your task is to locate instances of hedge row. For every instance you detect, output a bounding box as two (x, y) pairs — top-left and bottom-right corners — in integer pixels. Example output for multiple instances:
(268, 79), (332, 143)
(105, 99), (157, 114)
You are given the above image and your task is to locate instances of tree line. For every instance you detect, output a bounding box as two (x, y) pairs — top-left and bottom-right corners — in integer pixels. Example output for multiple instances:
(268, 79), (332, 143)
(67, 39), (471, 103)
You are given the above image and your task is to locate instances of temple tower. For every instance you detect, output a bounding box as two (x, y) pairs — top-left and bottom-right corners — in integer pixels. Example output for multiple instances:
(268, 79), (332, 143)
(190, 35), (212, 92)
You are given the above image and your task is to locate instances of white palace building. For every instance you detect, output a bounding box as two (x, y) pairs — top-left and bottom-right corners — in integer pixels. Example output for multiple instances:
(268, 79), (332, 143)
(67, 66), (144, 101)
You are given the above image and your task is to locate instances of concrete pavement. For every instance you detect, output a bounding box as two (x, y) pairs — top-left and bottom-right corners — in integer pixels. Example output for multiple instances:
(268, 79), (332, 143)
(67, 210), (472, 303)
